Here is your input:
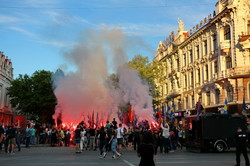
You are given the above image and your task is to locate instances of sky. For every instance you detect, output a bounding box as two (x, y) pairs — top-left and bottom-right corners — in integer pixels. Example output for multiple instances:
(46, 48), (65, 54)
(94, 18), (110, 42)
(0, 0), (219, 78)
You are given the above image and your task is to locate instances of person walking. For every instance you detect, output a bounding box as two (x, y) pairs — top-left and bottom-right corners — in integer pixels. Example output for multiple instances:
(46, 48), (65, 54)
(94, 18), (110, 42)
(26, 125), (31, 148)
(50, 127), (57, 147)
(4, 126), (9, 153)
(153, 130), (161, 155)
(117, 123), (124, 154)
(89, 126), (96, 151)
(15, 126), (21, 152)
(127, 127), (134, 151)
(30, 126), (36, 145)
(6, 125), (16, 154)
(105, 125), (113, 152)
(74, 125), (81, 153)
(134, 127), (141, 150)
(112, 118), (117, 129)
(65, 129), (71, 147)
(160, 122), (170, 154)
(109, 127), (121, 159)
(80, 126), (86, 152)
(235, 127), (249, 166)
(137, 131), (155, 166)
(98, 126), (107, 158)
(0, 125), (4, 151)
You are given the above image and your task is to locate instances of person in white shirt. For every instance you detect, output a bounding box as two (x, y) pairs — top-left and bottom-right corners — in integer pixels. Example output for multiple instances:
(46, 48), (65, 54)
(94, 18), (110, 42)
(80, 127), (87, 152)
(117, 123), (124, 153)
(160, 122), (170, 153)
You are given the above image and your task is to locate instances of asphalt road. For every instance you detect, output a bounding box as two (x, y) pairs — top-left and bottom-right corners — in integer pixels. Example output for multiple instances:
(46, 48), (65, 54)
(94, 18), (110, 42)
(0, 146), (248, 166)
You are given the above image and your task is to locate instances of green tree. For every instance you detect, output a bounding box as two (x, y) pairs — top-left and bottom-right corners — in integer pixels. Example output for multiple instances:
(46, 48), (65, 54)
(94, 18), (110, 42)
(128, 54), (164, 107)
(8, 70), (57, 123)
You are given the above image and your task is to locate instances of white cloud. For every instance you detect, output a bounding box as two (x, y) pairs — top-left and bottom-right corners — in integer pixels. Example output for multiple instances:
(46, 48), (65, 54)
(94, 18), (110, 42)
(41, 40), (76, 48)
(0, 14), (20, 23)
(98, 23), (176, 37)
(42, 11), (92, 26)
(8, 26), (36, 37)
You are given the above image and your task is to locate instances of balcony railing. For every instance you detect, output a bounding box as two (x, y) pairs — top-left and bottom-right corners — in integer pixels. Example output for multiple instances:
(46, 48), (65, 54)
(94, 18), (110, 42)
(239, 34), (250, 49)
(220, 40), (231, 54)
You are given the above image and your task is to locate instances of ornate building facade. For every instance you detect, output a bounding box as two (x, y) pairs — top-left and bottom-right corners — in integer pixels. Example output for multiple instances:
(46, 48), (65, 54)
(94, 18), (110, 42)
(0, 51), (14, 125)
(154, 0), (250, 115)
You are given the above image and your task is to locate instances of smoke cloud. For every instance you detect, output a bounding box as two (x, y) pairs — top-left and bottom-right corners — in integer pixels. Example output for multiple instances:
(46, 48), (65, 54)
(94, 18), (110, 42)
(53, 28), (154, 126)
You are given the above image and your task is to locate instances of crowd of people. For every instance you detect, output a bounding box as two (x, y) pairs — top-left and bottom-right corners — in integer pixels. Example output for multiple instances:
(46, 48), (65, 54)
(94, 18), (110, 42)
(1, 118), (250, 166)
(0, 118), (185, 157)
(72, 118), (186, 161)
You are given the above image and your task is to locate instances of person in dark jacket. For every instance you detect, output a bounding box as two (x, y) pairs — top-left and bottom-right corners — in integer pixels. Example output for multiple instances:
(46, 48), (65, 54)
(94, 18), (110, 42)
(235, 127), (249, 166)
(137, 131), (155, 166)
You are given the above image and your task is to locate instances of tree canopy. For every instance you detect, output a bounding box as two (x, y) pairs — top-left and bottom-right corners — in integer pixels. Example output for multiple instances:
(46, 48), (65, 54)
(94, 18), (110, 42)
(7, 70), (57, 123)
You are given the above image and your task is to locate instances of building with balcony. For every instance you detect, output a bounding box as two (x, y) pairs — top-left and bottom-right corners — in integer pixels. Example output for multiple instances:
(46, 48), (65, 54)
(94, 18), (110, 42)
(0, 51), (14, 126)
(154, 0), (250, 115)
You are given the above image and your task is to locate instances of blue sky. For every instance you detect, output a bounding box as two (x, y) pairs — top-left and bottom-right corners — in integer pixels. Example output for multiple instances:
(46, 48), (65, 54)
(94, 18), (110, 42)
(0, 0), (218, 78)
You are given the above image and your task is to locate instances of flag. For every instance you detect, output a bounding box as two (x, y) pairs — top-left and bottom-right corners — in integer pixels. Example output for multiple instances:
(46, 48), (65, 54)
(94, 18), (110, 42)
(122, 112), (128, 124)
(162, 106), (166, 121)
(157, 110), (162, 123)
(223, 98), (228, 114)
(167, 106), (171, 116)
(117, 107), (123, 122)
(128, 105), (135, 123)
(169, 103), (175, 120)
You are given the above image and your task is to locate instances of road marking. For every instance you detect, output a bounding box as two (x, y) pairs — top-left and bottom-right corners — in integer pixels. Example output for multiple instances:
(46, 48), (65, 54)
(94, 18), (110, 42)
(121, 159), (136, 166)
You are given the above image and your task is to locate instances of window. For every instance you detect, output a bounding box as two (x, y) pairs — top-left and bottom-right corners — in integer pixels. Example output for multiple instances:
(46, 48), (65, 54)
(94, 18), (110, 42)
(205, 65), (209, 81)
(204, 40), (208, 55)
(161, 86), (164, 96)
(196, 45), (200, 59)
(183, 54), (186, 66)
(192, 95), (195, 108)
(215, 89), (220, 104)
(171, 80), (174, 89)
(165, 83), (168, 95)
(191, 72), (194, 87)
(197, 69), (200, 83)
(214, 61), (218, 73)
(213, 34), (217, 51)
(184, 75), (187, 88)
(185, 96), (189, 108)
(224, 25), (231, 40)
(178, 99), (181, 110)
(206, 92), (210, 105)
(189, 50), (193, 63)
(171, 59), (173, 72)
(227, 88), (234, 102)
(177, 58), (180, 72)
(248, 20), (250, 35)
(226, 56), (232, 69)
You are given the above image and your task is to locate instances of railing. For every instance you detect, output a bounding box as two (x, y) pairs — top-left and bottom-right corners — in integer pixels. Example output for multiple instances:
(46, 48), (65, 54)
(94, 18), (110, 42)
(220, 40), (231, 50)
